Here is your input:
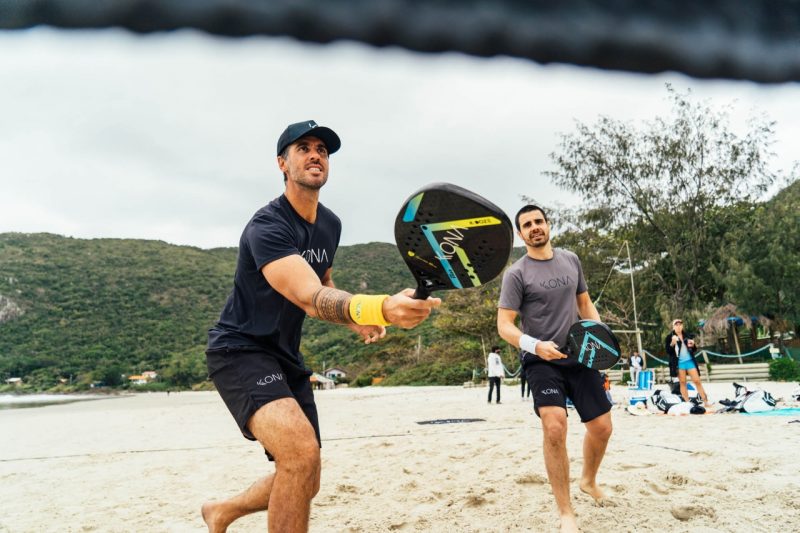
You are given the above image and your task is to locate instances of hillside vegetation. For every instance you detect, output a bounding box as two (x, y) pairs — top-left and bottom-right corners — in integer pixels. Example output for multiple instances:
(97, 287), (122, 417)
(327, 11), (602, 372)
(0, 234), (493, 390)
(0, 179), (795, 391)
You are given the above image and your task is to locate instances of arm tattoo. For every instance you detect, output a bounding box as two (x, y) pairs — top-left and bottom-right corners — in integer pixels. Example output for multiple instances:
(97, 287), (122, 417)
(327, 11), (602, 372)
(311, 287), (353, 324)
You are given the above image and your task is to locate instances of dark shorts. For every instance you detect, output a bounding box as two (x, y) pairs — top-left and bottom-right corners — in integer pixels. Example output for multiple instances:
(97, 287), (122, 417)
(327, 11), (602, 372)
(524, 361), (612, 423)
(206, 348), (320, 460)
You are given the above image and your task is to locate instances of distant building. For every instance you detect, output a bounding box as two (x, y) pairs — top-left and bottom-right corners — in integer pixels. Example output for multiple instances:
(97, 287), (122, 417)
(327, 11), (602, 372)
(324, 367), (347, 380)
(310, 373), (335, 390)
(128, 371), (158, 385)
(5, 377), (22, 386)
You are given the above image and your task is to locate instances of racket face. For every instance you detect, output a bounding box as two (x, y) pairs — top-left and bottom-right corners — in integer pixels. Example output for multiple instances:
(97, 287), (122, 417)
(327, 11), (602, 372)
(565, 320), (621, 370)
(394, 182), (513, 296)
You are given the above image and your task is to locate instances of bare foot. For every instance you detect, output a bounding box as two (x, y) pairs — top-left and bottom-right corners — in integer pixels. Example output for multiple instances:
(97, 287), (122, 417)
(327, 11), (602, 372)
(201, 501), (228, 533)
(559, 513), (580, 533)
(579, 479), (606, 504)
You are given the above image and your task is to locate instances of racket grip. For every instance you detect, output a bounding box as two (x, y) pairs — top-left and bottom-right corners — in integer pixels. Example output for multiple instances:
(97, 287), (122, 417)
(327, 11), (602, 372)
(412, 286), (430, 300)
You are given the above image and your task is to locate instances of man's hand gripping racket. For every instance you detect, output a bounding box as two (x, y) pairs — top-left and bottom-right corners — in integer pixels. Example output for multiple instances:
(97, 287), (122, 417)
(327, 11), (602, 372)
(563, 320), (621, 370)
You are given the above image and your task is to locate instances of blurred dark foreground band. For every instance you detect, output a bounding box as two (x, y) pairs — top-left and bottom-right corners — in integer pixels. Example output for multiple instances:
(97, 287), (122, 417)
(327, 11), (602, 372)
(1, 0), (800, 83)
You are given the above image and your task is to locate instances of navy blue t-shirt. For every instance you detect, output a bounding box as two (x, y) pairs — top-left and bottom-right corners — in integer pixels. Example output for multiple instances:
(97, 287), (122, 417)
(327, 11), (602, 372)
(207, 194), (341, 371)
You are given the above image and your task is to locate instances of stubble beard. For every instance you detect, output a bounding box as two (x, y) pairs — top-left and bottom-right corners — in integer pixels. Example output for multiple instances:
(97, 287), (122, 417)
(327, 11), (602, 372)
(289, 168), (328, 191)
(296, 176), (327, 191)
(526, 233), (549, 248)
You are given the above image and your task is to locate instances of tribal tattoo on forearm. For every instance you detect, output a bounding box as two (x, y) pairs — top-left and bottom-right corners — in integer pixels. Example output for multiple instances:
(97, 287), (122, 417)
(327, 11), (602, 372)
(311, 287), (353, 324)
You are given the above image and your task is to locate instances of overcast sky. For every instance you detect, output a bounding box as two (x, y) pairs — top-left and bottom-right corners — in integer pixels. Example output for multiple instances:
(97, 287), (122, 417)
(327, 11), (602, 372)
(1, 28), (798, 250)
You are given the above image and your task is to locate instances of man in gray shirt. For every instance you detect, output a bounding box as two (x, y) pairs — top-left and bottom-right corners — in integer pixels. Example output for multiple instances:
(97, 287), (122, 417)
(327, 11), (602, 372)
(497, 204), (612, 533)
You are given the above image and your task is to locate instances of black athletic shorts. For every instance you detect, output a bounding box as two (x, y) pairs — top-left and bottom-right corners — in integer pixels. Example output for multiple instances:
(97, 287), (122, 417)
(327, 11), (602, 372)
(524, 361), (612, 423)
(206, 347), (321, 460)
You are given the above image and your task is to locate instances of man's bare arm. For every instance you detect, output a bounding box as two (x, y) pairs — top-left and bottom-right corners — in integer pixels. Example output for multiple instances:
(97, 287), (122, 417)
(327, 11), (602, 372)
(262, 255), (440, 328)
(576, 291), (601, 321)
(497, 307), (566, 361)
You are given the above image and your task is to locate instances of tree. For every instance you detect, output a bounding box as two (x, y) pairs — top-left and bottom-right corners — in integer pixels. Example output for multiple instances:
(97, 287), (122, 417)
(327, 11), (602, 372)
(545, 84), (788, 316)
(160, 347), (208, 388)
(434, 281), (500, 342)
(718, 180), (800, 329)
(92, 360), (125, 387)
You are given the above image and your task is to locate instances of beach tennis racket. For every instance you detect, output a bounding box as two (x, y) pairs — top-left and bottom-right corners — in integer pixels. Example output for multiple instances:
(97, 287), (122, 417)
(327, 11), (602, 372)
(564, 320), (621, 370)
(394, 182), (513, 299)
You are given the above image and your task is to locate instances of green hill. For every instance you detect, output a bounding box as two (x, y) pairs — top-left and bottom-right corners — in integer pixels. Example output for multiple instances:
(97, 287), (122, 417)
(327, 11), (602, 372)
(0, 234), (494, 390)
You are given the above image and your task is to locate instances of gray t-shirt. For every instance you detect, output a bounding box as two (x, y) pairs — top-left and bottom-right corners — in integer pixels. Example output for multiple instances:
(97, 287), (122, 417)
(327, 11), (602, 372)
(498, 248), (588, 366)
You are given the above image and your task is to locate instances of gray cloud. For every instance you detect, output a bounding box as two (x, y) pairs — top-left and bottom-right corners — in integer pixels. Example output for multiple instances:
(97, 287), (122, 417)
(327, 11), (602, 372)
(1, 28), (797, 249)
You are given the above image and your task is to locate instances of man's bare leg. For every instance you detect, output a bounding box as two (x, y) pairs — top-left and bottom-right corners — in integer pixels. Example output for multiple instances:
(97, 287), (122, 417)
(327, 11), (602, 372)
(202, 398), (321, 533)
(253, 398), (321, 533)
(579, 411), (612, 504)
(202, 475), (274, 533)
(539, 406), (578, 533)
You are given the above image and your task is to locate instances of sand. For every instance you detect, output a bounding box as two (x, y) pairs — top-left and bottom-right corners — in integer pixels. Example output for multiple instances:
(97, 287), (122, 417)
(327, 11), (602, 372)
(1, 381), (799, 532)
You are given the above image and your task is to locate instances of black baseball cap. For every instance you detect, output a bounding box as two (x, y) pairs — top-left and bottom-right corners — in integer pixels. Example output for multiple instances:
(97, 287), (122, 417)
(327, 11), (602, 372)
(276, 120), (341, 156)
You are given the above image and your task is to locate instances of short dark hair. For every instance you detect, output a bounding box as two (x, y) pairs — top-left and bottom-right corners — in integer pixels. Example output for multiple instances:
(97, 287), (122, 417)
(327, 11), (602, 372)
(491, 345), (500, 352)
(515, 205), (548, 231)
(279, 146), (289, 182)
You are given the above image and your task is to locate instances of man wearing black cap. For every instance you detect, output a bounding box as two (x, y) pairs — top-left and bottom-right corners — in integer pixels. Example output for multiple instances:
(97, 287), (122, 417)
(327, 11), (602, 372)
(202, 120), (441, 532)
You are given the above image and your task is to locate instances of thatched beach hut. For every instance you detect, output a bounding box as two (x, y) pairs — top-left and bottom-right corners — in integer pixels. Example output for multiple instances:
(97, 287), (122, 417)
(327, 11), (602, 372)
(699, 303), (772, 361)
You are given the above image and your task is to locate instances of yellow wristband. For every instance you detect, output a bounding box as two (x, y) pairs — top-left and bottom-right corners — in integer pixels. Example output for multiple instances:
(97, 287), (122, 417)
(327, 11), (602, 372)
(349, 294), (391, 326)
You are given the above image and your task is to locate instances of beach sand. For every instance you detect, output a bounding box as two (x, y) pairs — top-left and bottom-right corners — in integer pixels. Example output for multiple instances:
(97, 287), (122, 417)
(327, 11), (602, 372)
(1, 381), (799, 532)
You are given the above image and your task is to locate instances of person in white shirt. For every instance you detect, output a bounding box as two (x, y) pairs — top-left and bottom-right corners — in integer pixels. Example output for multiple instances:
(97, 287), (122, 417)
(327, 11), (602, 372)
(487, 346), (505, 404)
(629, 351), (643, 386)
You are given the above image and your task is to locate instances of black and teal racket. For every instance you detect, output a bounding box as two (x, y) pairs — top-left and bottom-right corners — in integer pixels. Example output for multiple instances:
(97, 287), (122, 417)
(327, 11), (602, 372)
(564, 320), (621, 370)
(394, 182), (513, 299)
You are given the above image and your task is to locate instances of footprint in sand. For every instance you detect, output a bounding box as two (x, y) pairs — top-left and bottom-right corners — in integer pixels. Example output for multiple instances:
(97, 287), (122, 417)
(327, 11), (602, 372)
(736, 463), (762, 474)
(647, 482), (669, 495)
(666, 472), (688, 485)
(516, 473), (549, 485)
(619, 462), (657, 471)
(600, 499), (619, 507)
(609, 483), (627, 494)
(465, 495), (488, 507)
(670, 505), (717, 521)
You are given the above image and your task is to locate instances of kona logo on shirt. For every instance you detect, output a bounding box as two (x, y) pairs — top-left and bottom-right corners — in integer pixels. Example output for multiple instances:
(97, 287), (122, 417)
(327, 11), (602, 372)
(301, 248), (330, 265)
(256, 373), (285, 386)
(539, 275), (574, 290)
(540, 388), (560, 395)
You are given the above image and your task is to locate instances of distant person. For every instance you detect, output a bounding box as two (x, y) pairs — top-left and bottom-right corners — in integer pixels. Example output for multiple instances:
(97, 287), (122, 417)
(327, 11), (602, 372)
(487, 345), (504, 404)
(497, 204), (612, 533)
(202, 120), (440, 533)
(629, 351), (643, 386)
(601, 372), (613, 404)
(665, 318), (711, 406)
(521, 370), (531, 400)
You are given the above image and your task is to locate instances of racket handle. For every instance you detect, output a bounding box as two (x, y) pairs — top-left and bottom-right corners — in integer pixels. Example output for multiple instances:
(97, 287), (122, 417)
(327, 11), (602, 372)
(412, 286), (430, 300)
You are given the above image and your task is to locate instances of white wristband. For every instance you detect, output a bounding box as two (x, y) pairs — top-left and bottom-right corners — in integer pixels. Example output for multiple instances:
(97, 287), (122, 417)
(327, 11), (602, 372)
(519, 334), (540, 356)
